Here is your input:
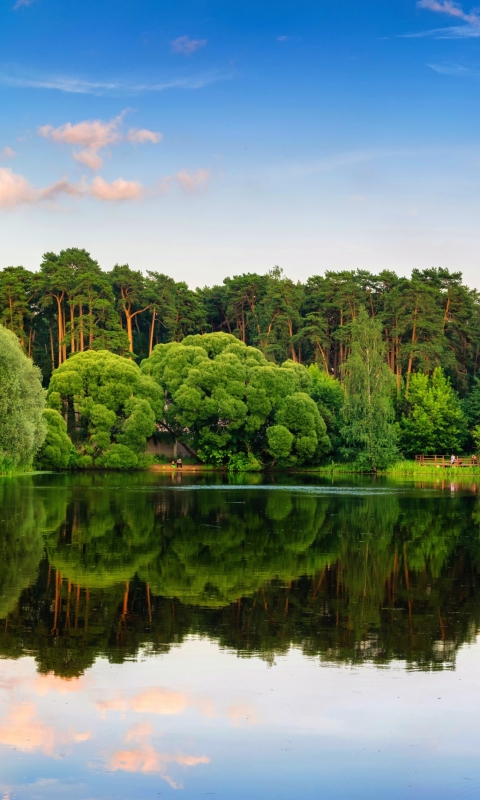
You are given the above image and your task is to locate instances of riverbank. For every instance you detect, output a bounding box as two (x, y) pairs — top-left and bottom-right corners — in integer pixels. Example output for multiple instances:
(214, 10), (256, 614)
(305, 459), (480, 477)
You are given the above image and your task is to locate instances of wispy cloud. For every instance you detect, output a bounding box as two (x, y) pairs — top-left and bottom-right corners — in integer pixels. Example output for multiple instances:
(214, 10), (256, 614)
(0, 70), (231, 96)
(408, 0), (480, 37)
(428, 62), (480, 75)
(171, 35), (207, 55)
(1, 147), (16, 159)
(126, 128), (163, 144)
(403, 24), (480, 37)
(163, 168), (211, 193)
(417, 0), (480, 25)
(13, 0), (35, 9)
(39, 113), (162, 170)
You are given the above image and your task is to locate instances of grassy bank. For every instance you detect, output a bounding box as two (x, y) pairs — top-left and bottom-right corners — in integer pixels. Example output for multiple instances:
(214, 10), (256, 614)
(302, 459), (480, 477)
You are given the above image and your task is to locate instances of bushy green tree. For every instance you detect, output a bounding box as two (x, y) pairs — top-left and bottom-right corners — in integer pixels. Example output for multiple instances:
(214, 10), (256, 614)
(399, 367), (467, 456)
(142, 332), (330, 467)
(47, 350), (162, 469)
(308, 365), (344, 456)
(341, 308), (397, 469)
(0, 326), (45, 472)
(35, 409), (75, 470)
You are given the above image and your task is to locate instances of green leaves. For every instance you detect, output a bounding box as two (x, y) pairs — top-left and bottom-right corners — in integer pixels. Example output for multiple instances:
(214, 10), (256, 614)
(46, 350), (161, 468)
(35, 409), (75, 470)
(341, 308), (398, 470)
(0, 326), (45, 472)
(399, 367), (467, 456)
(143, 332), (331, 467)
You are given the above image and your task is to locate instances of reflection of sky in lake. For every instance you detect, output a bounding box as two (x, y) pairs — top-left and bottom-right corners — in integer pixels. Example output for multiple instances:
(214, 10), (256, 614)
(1, 636), (480, 799)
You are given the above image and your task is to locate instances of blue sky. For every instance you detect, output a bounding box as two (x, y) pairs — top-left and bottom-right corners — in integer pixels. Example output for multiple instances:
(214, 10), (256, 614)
(1, 0), (480, 286)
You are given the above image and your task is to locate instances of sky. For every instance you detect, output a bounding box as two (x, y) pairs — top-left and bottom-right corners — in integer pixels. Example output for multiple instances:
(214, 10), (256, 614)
(1, 0), (480, 287)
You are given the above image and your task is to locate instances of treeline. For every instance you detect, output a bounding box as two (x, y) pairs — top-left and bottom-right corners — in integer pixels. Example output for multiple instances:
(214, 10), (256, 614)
(1, 248), (480, 392)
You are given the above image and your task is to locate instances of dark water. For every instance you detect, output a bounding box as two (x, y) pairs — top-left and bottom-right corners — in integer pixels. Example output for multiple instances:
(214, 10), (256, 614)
(1, 472), (480, 798)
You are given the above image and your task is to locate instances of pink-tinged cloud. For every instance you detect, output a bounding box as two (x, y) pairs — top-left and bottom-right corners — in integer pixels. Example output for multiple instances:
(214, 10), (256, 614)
(417, 0), (480, 24)
(171, 35), (207, 55)
(160, 168), (211, 194)
(0, 703), (88, 756)
(176, 168), (211, 192)
(0, 168), (36, 207)
(1, 147), (16, 159)
(0, 703), (56, 754)
(124, 722), (154, 743)
(38, 177), (84, 201)
(35, 673), (85, 696)
(0, 168), (83, 208)
(73, 149), (104, 170)
(89, 176), (143, 201)
(39, 114), (125, 170)
(108, 743), (209, 782)
(39, 114), (163, 169)
(97, 688), (187, 717)
(126, 128), (163, 144)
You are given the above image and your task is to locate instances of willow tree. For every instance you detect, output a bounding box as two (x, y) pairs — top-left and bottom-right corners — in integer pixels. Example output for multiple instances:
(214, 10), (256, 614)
(0, 327), (46, 472)
(341, 308), (397, 470)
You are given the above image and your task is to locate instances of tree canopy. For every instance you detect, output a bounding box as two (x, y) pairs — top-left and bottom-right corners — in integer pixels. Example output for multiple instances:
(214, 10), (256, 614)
(142, 332), (331, 466)
(0, 325), (45, 471)
(47, 349), (163, 468)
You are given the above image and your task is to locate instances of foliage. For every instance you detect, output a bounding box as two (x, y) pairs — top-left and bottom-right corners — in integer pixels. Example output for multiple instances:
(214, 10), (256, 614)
(308, 365), (345, 456)
(47, 350), (162, 468)
(142, 332), (331, 466)
(35, 409), (75, 470)
(0, 326), (45, 472)
(399, 367), (467, 456)
(341, 308), (398, 469)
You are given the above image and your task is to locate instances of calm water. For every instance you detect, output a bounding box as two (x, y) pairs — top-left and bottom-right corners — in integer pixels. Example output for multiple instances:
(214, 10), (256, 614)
(1, 472), (480, 799)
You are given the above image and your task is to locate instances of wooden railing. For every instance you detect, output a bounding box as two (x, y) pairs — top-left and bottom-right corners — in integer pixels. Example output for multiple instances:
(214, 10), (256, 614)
(415, 455), (478, 467)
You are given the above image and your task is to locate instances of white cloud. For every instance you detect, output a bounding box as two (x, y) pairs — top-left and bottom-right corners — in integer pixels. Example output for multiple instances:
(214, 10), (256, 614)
(13, 0), (35, 8)
(1, 147), (16, 159)
(171, 35), (207, 55)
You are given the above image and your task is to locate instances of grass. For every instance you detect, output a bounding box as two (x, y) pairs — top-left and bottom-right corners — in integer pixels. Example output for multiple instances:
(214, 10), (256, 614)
(297, 459), (480, 477)
(384, 459), (480, 477)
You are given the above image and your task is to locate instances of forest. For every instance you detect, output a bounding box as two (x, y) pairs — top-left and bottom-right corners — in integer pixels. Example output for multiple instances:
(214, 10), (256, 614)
(2, 247), (480, 471)
(2, 248), (480, 390)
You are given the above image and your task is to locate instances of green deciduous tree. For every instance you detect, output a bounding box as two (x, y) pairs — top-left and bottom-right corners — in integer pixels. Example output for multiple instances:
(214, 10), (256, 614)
(35, 409), (75, 470)
(142, 332), (330, 467)
(0, 327), (46, 472)
(341, 308), (397, 469)
(399, 367), (467, 456)
(47, 350), (162, 469)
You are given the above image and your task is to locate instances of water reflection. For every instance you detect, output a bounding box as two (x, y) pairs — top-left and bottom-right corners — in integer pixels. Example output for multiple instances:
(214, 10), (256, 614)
(1, 474), (480, 674)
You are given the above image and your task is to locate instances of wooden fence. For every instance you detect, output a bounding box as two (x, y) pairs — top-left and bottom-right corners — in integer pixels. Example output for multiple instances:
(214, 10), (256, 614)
(415, 455), (478, 467)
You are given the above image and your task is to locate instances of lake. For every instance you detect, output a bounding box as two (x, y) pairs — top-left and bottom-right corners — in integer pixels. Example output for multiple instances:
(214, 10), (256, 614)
(1, 472), (480, 799)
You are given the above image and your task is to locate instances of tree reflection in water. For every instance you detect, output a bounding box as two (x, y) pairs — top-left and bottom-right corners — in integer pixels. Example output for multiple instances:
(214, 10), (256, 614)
(1, 473), (480, 677)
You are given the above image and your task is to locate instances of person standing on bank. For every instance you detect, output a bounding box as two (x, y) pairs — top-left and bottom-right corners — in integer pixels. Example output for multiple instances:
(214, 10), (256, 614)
(177, 457), (183, 469)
